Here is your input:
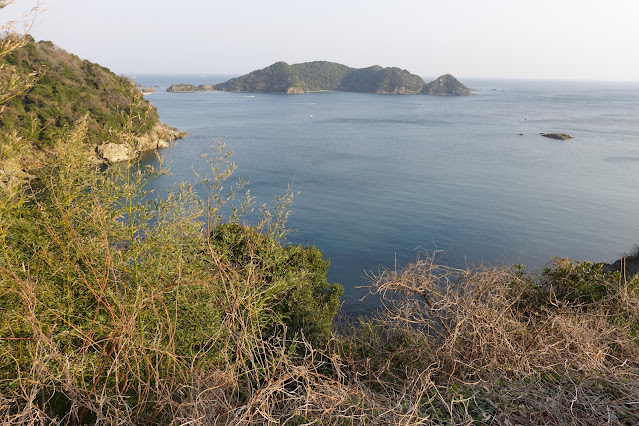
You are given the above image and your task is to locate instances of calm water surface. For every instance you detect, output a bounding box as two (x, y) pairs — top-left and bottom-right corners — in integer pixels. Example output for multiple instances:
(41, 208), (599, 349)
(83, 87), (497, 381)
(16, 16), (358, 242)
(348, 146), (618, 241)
(136, 75), (639, 313)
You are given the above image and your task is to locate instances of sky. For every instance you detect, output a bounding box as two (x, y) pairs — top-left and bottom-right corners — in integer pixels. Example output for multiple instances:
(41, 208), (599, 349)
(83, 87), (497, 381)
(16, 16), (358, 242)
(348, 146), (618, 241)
(4, 0), (639, 81)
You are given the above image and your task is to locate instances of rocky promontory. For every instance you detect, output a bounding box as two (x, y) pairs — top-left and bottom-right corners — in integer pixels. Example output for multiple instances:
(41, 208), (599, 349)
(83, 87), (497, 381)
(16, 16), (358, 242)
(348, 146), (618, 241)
(92, 123), (187, 164)
(0, 37), (187, 190)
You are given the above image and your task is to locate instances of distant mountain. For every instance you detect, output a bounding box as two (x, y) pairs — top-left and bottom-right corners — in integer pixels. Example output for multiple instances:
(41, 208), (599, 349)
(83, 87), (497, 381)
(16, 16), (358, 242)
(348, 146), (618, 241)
(207, 61), (471, 95)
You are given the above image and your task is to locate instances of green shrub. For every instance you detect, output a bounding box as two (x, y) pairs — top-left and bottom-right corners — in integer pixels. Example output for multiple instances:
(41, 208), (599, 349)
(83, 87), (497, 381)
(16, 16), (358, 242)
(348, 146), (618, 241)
(542, 258), (619, 305)
(211, 223), (343, 348)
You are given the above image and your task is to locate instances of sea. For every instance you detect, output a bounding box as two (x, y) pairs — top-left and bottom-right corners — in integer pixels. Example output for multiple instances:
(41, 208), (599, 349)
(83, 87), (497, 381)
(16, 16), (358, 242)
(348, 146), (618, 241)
(134, 74), (639, 314)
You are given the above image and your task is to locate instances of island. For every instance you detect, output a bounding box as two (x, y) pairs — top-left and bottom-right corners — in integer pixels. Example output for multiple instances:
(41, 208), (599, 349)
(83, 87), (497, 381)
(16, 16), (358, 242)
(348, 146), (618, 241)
(167, 83), (214, 92)
(167, 61), (472, 96)
(540, 132), (574, 140)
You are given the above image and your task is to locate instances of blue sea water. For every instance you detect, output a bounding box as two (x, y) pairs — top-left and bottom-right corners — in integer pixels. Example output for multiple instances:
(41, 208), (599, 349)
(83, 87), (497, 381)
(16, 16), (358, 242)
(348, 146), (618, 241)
(135, 75), (639, 314)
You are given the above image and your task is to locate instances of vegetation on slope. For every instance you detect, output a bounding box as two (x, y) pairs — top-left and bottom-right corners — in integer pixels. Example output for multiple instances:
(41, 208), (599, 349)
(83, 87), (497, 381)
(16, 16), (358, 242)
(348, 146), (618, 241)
(0, 36), (159, 147)
(212, 61), (470, 95)
(0, 132), (344, 423)
(340, 65), (426, 94)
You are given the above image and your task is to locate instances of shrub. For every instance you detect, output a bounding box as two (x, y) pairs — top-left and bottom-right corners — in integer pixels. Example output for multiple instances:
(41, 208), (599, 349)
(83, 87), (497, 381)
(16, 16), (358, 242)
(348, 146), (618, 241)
(211, 223), (343, 348)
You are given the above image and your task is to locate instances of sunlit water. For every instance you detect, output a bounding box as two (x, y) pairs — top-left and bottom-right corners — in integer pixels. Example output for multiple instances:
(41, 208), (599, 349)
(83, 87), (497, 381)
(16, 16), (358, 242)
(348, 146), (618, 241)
(135, 75), (639, 314)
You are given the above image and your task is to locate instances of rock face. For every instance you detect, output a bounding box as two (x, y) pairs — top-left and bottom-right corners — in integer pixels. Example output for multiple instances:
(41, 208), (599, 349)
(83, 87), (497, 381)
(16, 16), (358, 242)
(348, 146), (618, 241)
(422, 74), (472, 96)
(540, 133), (573, 140)
(92, 123), (188, 164)
(180, 61), (471, 96)
(0, 158), (37, 193)
(96, 143), (131, 163)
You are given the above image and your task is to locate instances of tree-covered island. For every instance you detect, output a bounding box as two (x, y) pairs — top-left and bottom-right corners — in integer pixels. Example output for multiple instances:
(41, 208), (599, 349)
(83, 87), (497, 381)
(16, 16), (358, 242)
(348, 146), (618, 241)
(167, 61), (472, 95)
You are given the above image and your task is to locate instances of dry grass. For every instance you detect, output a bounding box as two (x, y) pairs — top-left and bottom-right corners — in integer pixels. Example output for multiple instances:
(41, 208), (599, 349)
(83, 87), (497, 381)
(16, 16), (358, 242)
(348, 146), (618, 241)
(357, 253), (639, 424)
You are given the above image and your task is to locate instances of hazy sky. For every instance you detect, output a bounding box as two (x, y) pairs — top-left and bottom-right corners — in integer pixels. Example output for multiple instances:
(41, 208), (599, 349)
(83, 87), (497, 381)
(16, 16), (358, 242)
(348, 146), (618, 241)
(5, 0), (639, 81)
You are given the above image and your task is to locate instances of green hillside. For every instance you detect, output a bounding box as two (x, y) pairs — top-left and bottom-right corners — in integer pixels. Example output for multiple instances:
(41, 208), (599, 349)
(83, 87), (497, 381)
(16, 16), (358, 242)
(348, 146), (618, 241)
(212, 61), (470, 95)
(0, 36), (159, 147)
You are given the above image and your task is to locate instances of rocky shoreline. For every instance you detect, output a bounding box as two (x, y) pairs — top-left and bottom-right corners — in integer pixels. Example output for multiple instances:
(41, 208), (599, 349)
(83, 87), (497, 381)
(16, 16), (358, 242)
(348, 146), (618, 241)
(0, 123), (187, 192)
(91, 123), (187, 164)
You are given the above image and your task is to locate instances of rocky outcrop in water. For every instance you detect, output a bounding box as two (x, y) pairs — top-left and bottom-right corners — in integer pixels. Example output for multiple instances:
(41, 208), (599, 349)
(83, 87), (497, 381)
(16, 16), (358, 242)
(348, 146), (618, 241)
(91, 123), (187, 164)
(540, 133), (573, 140)
(167, 84), (213, 92)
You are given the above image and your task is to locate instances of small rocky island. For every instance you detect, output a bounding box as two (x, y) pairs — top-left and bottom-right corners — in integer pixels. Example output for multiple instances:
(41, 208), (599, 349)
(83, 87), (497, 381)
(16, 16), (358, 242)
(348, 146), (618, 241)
(540, 133), (574, 140)
(167, 83), (214, 93)
(168, 61), (471, 96)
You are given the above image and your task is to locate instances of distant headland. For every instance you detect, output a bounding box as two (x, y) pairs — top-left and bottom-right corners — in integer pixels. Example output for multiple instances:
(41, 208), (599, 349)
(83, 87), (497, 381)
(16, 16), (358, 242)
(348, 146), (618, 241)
(167, 61), (472, 96)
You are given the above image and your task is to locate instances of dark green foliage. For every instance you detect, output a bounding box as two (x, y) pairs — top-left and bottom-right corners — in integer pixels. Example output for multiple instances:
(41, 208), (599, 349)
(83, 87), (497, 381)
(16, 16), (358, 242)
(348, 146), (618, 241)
(0, 38), (158, 146)
(211, 223), (343, 347)
(541, 258), (622, 305)
(340, 66), (425, 94)
(339, 65), (384, 93)
(293, 61), (352, 91)
(215, 61), (304, 93)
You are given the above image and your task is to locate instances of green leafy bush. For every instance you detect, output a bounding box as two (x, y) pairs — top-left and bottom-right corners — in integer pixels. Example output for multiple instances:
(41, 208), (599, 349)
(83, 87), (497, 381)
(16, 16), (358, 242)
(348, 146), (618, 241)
(211, 223), (343, 347)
